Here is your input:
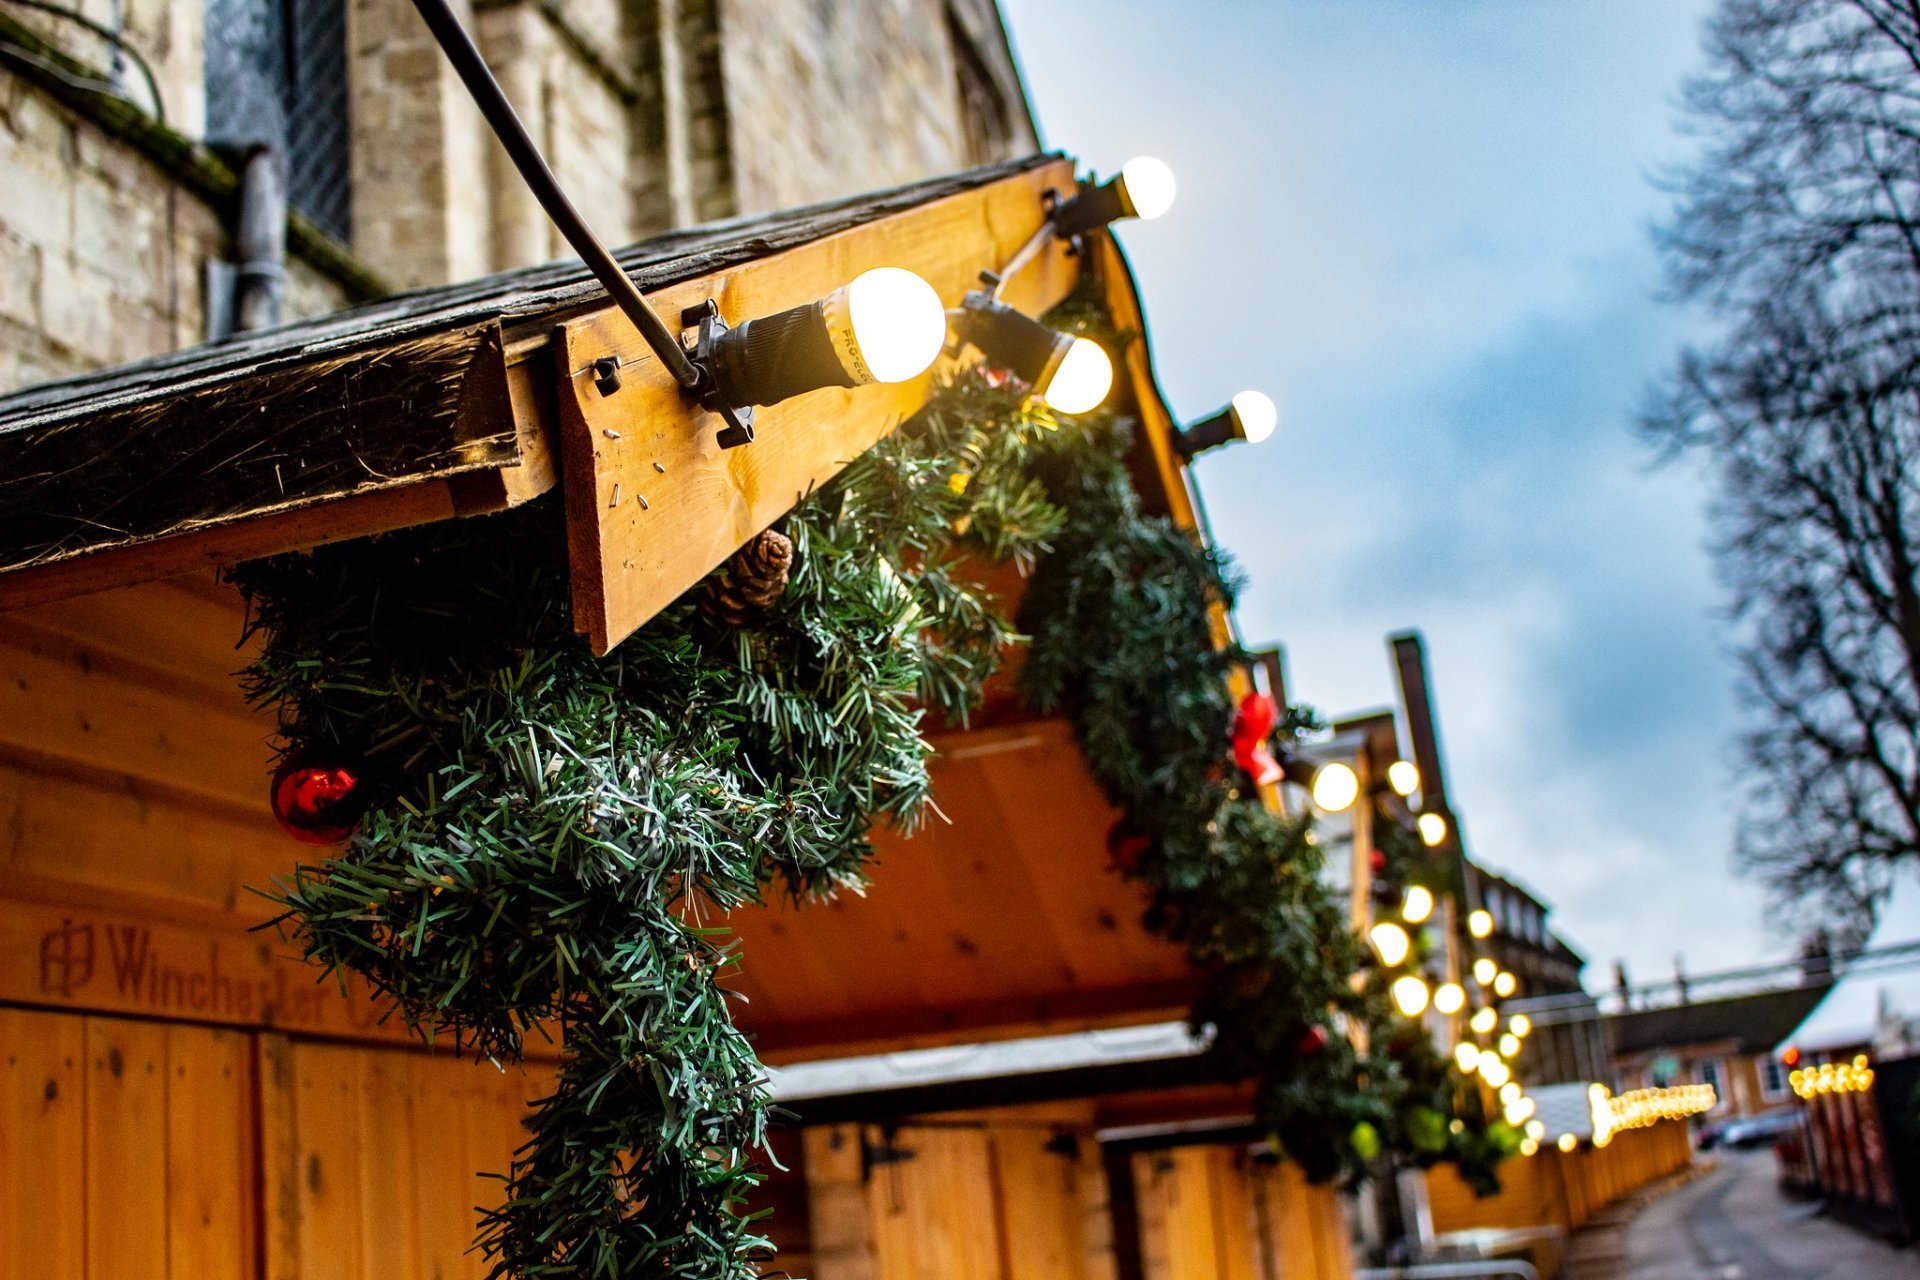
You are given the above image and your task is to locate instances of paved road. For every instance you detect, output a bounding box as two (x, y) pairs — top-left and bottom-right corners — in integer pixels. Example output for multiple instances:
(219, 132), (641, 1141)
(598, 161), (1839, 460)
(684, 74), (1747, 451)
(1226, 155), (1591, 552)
(1625, 1148), (1917, 1280)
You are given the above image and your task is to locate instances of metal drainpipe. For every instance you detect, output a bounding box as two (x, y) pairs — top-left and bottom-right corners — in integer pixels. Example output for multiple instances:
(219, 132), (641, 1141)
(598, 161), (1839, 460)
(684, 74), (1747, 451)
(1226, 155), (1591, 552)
(234, 144), (286, 332)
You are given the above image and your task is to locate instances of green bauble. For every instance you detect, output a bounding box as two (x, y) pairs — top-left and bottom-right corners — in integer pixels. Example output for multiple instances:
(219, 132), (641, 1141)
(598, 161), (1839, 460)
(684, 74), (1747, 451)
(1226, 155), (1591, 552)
(1407, 1106), (1448, 1154)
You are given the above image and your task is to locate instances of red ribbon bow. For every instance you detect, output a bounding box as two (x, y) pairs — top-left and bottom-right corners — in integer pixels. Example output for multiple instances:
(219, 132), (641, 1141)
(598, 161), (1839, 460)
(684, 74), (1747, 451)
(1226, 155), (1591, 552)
(1231, 691), (1283, 787)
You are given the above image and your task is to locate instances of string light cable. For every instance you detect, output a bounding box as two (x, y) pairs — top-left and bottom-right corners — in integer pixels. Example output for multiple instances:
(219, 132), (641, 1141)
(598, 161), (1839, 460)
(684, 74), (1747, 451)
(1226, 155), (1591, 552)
(408, 0), (954, 449)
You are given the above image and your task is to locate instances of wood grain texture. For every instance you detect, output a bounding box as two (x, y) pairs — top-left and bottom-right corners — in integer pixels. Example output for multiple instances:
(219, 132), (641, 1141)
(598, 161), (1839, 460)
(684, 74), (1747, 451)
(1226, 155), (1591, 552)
(556, 158), (1079, 653)
(164, 1025), (255, 1280)
(726, 719), (1195, 1062)
(802, 1125), (880, 1280)
(84, 1017), (170, 1280)
(0, 481), (463, 613)
(0, 326), (519, 575)
(261, 1040), (548, 1280)
(0, 156), (1064, 608)
(0, 1006), (85, 1280)
(1092, 234), (1192, 530)
(1132, 1147), (1267, 1280)
(864, 1126), (1005, 1280)
(993, 1126), (1090, 1280)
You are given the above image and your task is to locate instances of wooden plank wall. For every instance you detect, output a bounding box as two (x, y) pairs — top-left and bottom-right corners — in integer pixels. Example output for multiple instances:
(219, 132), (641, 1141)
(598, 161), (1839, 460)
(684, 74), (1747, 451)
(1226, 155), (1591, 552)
(1424, 1119), (1694, 1239)
(1133, 1147), (1351, 1280)
(0, 1004), (547, 1280)
(795, 1113), (1354, 1280)
(0, 578), (556, 1280)
(0, 575), (425, 1040)
(802, 1106), (1118, 1280)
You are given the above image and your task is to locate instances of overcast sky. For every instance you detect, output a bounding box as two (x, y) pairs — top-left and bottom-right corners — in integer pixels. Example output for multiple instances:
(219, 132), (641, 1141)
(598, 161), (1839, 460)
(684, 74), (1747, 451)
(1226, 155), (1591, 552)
(996, 0), (1779, 983)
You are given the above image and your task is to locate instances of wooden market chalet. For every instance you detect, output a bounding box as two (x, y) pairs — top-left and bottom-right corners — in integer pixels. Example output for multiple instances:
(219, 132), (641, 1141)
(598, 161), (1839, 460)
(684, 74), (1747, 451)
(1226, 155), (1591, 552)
(0, 97), (1712, 1280)
(0, 150), (1380, 1279)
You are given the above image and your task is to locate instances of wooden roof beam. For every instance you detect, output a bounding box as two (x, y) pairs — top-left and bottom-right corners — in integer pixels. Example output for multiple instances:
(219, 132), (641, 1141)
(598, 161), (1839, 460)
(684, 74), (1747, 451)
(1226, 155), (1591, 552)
(0, 158), (1079, 622)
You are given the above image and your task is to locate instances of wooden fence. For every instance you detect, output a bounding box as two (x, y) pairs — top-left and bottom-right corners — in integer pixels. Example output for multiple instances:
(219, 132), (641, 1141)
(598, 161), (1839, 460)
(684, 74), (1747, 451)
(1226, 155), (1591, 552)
(1425, 1119), (1693, 1239)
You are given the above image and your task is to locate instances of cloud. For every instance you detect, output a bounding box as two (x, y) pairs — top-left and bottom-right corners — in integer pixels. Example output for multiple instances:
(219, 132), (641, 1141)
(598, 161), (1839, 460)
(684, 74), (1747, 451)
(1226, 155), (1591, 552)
(1002, 0), (1773, 978)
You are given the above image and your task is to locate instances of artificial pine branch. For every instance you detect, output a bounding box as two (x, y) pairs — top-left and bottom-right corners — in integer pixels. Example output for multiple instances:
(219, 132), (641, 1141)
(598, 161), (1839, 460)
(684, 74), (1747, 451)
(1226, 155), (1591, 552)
(1015, 322), (1518, 1187)
(234, 368), (1067, 1280)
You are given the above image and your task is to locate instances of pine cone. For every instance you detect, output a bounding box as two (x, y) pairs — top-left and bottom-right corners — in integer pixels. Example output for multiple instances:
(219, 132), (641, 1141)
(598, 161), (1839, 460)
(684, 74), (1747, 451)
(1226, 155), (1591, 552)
(700, 528), (794, 626)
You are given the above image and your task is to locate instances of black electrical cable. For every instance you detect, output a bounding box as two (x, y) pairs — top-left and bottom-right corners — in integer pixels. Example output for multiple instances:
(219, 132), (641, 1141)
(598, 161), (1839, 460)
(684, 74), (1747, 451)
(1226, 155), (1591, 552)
(406, 0), (702, 392)
(0, 0), (164, 127)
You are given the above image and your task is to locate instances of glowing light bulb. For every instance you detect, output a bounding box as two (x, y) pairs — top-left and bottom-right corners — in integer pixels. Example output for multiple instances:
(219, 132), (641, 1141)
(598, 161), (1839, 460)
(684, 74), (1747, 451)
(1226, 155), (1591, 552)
(952, 292), (1107, 416)
(844, 267), (946, 382)
(1470, 1007), (1498, 1036)
(1499, 1033), (1521, 1058)
(1520, 1137), (1539, 1157)
(1402, 885), (1435, 925)
(1479, 1057), (1511, 1088)
(1510, 1014), (1531, 1038)
(1499, 1082), (1521, 1105)
(1310, 762), (1360, 813)
(1434, 982), (1466, 1015)
(1556, 1134), (1577, 1153)
(1369, 922), (1411, 967)
(1387, 760), (1419, 796)
(1041, 338), (1113, 414)
(1454, 1042), (1481, 1072)
(1230, 390), (1277, 444)
(1468, 908), (1493, 938)
(1493, 971), (1518, 998)
(713, 267), (945, 407)
(1120, 156), (1177, 220)
(1391, 975), (1431, 1018)
(1509, 1096), (1535, 1123)
(1417, 812), (1448, 847)
(1473, 958), (1497, 986)
(1525, 1119), (1546, 1142)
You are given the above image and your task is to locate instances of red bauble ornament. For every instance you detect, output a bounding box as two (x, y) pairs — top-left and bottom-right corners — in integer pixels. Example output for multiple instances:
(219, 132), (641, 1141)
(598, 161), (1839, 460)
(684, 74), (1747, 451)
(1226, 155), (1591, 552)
(271, 752), (368, 845)
(1296, 1024), (1330, 1057)
(1369, 848), (1388, 877)
(1106, 819), (1153, 874)
(1230, 692), (1282, 786)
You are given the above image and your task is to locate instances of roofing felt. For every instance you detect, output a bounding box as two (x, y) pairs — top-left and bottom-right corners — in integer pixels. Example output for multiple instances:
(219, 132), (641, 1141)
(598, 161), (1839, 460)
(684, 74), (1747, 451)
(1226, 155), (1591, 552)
(0, 154), (1059, 574)
(1607, 983), (1835, 1057)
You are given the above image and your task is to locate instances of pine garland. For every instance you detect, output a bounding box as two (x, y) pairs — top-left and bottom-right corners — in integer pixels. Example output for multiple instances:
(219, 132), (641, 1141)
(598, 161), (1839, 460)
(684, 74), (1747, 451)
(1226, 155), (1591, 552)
(1016, 362), (1517, 1187)
(237, 301), (1516, 1280)
(1016, 416), (1386, 1180)
(235, 370), (1066, 1279)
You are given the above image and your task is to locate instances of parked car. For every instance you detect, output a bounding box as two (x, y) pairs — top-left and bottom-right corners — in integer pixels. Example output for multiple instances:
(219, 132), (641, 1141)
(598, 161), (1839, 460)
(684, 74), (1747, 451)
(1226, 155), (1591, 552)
(1715, 1110), (1802, 1149)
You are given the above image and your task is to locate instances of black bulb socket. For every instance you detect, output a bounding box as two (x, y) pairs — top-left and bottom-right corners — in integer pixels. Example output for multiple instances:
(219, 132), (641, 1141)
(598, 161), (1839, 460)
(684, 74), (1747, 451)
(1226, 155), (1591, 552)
(708, 298), (860, 408)
(1051, 175), (1138, 239)
(1172, 406), (1241, 459)
(953, 291), (1072, 388)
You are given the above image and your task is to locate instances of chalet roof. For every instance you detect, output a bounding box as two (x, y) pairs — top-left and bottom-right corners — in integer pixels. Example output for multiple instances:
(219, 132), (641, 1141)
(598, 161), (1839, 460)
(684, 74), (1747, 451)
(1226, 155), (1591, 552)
(1607, 983), (1834, 1058)
(0, 155), (1059, 579)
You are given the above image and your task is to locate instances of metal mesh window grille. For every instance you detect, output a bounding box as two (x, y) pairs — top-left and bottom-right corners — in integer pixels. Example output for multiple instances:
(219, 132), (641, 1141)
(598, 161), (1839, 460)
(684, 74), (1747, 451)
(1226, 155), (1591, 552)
(205, 0), (352, 244)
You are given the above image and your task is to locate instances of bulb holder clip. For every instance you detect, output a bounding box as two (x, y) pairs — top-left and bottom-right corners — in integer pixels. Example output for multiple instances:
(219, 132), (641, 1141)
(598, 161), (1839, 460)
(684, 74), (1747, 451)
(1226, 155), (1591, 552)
(681, 300), (758, 448)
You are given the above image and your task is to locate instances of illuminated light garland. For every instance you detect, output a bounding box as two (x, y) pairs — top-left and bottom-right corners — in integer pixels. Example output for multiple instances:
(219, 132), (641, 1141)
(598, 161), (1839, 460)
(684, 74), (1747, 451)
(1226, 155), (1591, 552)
(1588, 1082), (1716, 1145)
(1790, 1055), (1874, 1100)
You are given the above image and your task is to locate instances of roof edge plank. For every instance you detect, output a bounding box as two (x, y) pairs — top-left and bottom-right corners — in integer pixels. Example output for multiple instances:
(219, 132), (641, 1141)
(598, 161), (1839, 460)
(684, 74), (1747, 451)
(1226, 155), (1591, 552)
(0, 155), (1073, 614)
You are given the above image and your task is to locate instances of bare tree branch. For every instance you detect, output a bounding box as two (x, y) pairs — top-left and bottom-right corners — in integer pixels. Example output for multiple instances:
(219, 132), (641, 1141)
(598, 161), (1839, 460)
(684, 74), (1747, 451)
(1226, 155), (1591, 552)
(1649, 0), (1920, 944)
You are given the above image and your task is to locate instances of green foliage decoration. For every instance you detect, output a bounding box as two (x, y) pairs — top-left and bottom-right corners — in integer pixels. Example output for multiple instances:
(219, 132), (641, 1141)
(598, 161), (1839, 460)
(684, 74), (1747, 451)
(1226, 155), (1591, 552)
(233, 369), (1066, 1280)
(1013, 317), (1516, 1189)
